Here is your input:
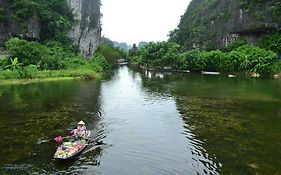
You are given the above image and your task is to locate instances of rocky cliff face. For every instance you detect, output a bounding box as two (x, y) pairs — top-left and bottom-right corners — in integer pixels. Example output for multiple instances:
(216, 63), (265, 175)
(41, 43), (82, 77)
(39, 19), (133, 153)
(0, 0), (101, 57)
(170, 0), (281, 50)
(0, 0), (41, 45)
(67, 0), (101, 57)
(0, 0), (12, 45)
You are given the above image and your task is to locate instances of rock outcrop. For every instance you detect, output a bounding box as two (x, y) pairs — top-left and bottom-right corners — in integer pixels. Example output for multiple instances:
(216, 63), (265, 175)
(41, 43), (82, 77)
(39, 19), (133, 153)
(0, 0), (12, 45)
(67, 0), (101, 57)
(0, 0), (101, 57)
(170, 0), (281, 50)
(0, 0), (41, 44)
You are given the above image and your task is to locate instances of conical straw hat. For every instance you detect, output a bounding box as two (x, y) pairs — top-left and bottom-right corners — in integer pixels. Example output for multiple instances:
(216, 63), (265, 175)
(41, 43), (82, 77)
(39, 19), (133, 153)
(77, 120), (85, 125)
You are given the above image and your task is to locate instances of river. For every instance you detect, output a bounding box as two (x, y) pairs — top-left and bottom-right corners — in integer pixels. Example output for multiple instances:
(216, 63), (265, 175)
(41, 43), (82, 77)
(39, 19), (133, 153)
(0, 66), (280, 174)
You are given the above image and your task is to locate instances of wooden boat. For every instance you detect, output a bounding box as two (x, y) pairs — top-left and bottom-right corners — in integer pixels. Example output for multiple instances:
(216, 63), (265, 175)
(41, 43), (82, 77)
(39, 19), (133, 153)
(201, 71), (220, 75)
(54, 131), (91, 160)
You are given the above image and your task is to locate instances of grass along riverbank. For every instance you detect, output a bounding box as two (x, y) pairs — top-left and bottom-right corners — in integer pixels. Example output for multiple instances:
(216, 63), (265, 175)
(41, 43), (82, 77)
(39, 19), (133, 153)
(0, 69), (102, 86)
(0, 77), (76, 86)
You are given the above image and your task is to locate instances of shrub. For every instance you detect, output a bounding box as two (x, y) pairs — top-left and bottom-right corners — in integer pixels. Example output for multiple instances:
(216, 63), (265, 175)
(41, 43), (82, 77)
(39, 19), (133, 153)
(20, 65), (39, 79)
(138, 41), (181, 68)
(259, 32), (281, 55)
(0, 69), (21, 79)
(95, 44), (123, 65)
(198, 50), (226, 71)
(62, 57), (87, 69)
(229, 45), (279, 74)
(0, 57), (9, 68)
(180, 50), (204, 71)
(223, 40), (247, 52)
(6, 38), (48, 67)
(5, 38), (77, 70)
(89, 55), (110, 71)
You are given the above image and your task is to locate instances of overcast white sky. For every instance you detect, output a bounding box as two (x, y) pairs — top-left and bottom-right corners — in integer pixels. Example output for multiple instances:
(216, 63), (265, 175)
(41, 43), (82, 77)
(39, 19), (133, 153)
(101, 0), (191, 45)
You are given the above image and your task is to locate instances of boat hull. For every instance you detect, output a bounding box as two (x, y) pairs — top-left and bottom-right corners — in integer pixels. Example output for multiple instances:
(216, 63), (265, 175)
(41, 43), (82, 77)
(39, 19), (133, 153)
(54, 131), (90, 160)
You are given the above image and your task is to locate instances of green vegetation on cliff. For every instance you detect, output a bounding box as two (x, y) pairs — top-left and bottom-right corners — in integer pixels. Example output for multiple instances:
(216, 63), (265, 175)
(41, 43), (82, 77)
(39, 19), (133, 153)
(169, 0), (281, 50)
(239, 0), (281, 19)
(11, 0), (73, 43)
(259, 32), (281, 56)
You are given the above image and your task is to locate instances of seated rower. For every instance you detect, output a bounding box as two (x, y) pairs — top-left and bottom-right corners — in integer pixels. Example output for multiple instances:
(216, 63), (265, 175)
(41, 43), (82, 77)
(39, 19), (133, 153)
(71, 120), (87, 138)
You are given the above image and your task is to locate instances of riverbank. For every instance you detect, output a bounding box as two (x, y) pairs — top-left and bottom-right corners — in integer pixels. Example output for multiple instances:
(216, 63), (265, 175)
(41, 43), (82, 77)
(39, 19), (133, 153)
(131, 41), (281, 77)
(0, 38), (126, 86)
(0, 69), (102, 86)
(0, 77), (76, 86)
(138, 65), (281, 79)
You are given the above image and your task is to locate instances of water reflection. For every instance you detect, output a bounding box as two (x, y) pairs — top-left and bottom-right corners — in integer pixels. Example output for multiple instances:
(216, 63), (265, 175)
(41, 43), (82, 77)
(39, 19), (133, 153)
(140, 68), (281, 174)
(94, 67), (220, 175)
(144, 69), (172, 80)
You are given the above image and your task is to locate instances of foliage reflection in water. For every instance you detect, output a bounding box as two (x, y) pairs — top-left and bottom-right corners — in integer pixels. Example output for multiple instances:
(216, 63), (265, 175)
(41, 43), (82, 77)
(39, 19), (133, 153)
(140, 68), (281, 174)
(0, 80), (105, 174)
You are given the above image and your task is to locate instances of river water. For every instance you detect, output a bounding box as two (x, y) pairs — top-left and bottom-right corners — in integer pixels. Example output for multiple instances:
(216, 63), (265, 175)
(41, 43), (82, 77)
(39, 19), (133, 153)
(0, 66), (280, 175)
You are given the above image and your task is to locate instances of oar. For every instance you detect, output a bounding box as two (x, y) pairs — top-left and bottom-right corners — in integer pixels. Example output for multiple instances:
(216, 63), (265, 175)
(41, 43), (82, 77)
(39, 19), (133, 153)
(37, 135), (73, 144)
(88, 140), (107, 146)
(37, 138), (52, 144)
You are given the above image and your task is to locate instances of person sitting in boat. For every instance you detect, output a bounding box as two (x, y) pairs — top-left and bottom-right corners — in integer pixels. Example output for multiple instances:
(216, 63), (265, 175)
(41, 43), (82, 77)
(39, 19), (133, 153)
(71, 120), (87, 138)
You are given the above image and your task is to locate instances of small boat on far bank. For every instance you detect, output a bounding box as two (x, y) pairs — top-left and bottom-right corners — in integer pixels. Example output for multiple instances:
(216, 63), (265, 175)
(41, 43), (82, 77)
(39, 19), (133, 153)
(201, 71), (220, 75)
(228, 74), (236, 78)
(116, 59), (128, 66)
(177, 70), (190, 73)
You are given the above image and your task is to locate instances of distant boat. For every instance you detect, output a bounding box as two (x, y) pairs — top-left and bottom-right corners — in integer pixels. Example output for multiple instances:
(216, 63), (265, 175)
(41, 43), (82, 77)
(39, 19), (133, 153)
(228, 74), (236, 78)
(163, 66), (172, 70)
(116, 59), (128, 66)
(119, 62), (128, 66)
(201, 71), (220, 75)
(178, 70), (190, 73)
